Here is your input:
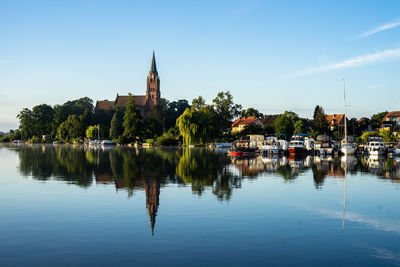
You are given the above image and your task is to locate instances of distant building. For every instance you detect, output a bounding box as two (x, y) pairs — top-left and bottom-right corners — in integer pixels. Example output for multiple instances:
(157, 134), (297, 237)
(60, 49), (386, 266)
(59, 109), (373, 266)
(95, 51), (161, 117)
(381, 111), (400, 132)
(231, 116), (263, 133)
(260, 114), (281, 126)
(326, 114), (345, 131)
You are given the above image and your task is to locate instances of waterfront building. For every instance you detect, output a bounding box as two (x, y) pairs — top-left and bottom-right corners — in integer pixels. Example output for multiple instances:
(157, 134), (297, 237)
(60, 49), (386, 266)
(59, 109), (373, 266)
(231, 116), (263, 133)
(95, 51), (161, 117)
(381, 111), (400, 133)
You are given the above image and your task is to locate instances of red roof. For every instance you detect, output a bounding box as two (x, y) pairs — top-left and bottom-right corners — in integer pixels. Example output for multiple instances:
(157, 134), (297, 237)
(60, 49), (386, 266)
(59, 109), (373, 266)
(381, 111), (400, 123)
(326, 114), (345, 126)
(95, 100), (114, 110)
(232, 116), (260, 127)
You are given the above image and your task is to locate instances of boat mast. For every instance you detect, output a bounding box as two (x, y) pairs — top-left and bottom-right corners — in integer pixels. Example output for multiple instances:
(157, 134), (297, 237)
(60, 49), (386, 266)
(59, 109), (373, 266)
(98, 124), (100, 140)
(343, 79), (347, 145)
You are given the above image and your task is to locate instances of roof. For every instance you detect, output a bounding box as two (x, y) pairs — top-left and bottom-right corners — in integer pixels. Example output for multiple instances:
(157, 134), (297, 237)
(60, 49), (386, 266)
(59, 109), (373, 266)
(326, 114), (345, 125)
(95, 100), (114, 110)
(382, 111), (400, 122)
(150, 51), (158, 75)
(232, 116), (260, 127)
(261, 114), (281, 125)
(115, 95), (146, 107)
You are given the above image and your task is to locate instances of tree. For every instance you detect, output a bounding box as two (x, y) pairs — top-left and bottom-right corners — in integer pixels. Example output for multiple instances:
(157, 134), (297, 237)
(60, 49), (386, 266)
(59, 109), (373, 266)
(212, 91), (242, 130)
(293, 120), (306, 135)
(122, 94), (143, 143)
(32, 104), (55, 136)
(380, 129), (396, 143)
(142, 117), (163, 139)
(86, 125), (99, 139)
(176, 108), (211, 146)
(109, 111), (124, 139)
(370, 111), (388, 129)
(313, 105), (328, 134)
(57, 115), (85, 142)
(274, 111), (299, 139)
(192, 96), (206, 111)
(241, 107), (263, 118)
(17, 108), (35, 140)
(360, 131), (379, 143)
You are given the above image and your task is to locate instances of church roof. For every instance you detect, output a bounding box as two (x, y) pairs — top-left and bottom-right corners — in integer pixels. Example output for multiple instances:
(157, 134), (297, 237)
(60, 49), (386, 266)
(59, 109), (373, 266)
(150, 51), (158, 75)
(95, 100), (114, 110)
(115, 95), (146, 107)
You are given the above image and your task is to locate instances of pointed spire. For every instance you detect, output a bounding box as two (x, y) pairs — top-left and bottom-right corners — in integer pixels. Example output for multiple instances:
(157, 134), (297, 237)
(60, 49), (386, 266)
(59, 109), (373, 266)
(150, 51), (158, 75)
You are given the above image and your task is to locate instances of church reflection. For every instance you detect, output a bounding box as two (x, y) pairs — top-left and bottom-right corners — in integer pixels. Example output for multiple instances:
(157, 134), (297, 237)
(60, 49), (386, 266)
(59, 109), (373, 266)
(6, 143), (400, 234)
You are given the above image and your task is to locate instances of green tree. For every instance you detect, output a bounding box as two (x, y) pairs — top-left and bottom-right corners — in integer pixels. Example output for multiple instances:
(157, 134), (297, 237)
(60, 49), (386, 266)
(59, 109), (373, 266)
(192, 96), (206, 111)
(122, 94), (143, 143)
(380, 129), (396, 143)
(294, 120), (306, 135)
(370, 111), (388, 129)
(274, 111), (299, 139)
(86, 125), (99, 139)
(241, 107), (263, 118)
(143, 117), (163, 139)
(176, 108), (210, 146)
(17, 108), (35, 140)
(109, 111), (124, 139)
(32, 104), (55, 136)
(212, 91), (242, 130)
(360, 131), (379, 143)
(313, 105), (328, 134)
(57, 115), (85, 142)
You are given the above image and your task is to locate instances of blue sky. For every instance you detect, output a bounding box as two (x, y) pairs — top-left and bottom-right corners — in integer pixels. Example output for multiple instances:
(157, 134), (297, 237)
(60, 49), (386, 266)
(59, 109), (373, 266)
(1, 0), (400, 131)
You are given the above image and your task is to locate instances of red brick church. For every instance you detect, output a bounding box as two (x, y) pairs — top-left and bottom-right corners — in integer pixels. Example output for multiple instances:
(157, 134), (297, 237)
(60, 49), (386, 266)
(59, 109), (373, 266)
(95, 51), (161, 116)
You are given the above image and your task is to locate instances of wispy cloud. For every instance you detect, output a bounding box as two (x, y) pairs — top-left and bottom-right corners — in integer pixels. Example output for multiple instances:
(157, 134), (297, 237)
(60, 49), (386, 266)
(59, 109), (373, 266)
(291, 48), (400, 77)
(357, 19), (400, 38)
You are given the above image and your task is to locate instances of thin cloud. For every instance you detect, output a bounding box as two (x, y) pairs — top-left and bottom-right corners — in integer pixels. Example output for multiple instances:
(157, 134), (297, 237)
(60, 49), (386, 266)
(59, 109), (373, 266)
(292, 48), (400, 77)
(358, 19), (400, 38)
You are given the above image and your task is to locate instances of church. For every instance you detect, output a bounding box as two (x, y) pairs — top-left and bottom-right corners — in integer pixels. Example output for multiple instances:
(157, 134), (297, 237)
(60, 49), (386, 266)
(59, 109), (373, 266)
(95, 51), (161, 116)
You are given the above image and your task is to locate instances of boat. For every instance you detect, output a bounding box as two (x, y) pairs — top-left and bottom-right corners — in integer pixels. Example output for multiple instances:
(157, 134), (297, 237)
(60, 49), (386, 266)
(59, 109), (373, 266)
(304, 137), (315, 152)
(315, 135), (333, 155)
(229, 140), (256, 157)
(365, 136), (386, 156)
(247, 134), (264, 152)
(215, 143), (232, 148)
(261, 136), (281, 154)
(101, 140), (117, 146)
(288, 135), (306, 154)
(340, 79), (357, 155)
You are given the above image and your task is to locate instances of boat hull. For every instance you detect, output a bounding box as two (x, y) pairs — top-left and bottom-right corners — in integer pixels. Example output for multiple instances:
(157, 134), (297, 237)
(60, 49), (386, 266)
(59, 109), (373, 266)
(288, 146), (306, 154)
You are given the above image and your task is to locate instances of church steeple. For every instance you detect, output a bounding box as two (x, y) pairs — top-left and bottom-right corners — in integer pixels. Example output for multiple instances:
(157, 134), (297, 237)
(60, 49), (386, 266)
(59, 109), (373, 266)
(150, 51), (158, 75)
(146, 51), (160, 110)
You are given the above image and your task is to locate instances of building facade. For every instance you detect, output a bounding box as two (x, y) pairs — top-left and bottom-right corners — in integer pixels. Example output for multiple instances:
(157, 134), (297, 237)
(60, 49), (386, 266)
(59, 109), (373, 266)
(95, 51), (161, 117)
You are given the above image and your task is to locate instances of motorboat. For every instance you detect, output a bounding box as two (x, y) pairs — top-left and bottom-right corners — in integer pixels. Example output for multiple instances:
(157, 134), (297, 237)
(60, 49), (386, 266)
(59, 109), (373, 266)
(261, 136), (281, 154)
(315, 135), (333, 155)
(288, 135), (306, 154)
(229, 140), (256, 157)
(101, 140), (117, 146)
(365, 136), (386, 156)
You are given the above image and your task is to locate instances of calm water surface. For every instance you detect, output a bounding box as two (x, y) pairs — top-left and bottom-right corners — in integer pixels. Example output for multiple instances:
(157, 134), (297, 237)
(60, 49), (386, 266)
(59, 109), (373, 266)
(1, 144), (400, 266)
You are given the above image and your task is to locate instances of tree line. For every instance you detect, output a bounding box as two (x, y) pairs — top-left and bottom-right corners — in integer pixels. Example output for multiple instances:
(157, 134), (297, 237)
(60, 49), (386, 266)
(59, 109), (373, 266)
(0, 91), (397, 144)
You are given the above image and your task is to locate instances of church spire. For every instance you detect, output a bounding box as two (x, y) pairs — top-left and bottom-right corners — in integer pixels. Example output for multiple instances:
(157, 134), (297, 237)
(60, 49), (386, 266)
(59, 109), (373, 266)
(150, 51), (158, 75)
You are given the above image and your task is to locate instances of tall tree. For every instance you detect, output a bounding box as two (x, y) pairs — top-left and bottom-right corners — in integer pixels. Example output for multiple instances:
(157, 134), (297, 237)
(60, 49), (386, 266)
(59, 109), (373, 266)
(176, 108), (210, 146)
(122, 95), (143, 143)
(192, 96), (206, 111)
(32, 104), (55, 136)
(212, 91), (242, 130)
(109, 111), (124, 139)
(370, 111), (388, 129)
(313, 105), (328, 134)
(274, 111), (299, 139)
(17, 108), (35, 140)
(241, 107), (263, 118)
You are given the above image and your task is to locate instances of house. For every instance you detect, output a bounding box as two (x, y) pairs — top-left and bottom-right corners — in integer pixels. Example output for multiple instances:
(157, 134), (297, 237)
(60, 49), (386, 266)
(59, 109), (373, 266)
(260, 114), (281, 126)
(381, 111), (400, 132)
(326, 114), (345, 131)
(231, 116), (264, 133)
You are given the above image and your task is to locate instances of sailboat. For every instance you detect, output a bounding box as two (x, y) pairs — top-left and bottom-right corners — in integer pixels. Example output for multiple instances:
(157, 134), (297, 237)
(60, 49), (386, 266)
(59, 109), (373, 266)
(340, 79), (357, 155)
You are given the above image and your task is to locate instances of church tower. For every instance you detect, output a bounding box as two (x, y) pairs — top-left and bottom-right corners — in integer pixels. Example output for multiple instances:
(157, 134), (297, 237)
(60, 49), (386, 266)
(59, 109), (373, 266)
(145, 51), (160, 109)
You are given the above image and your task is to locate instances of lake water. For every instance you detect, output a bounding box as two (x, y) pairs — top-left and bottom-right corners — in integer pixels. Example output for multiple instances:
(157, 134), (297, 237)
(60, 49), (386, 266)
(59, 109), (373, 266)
(1, 144), (400, 266)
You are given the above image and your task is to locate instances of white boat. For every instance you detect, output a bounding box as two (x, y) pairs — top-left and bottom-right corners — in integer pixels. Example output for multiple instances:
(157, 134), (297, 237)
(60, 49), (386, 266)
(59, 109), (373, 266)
(315, 135), (333, 155)
(288, 135), (307, 154)
(261, 136), (281, 154)
(101, 140), (116, 146)
(340, 79), (357, 155)
(247, 134), (264, 151)
(215, 143), (232, 148)
(365, 136), (386, 156)
(304, 137), (315, 151)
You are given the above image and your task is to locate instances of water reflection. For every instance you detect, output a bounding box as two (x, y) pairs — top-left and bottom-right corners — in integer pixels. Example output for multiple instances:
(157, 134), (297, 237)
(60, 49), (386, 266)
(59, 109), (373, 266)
(4, 144), (400, 235)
